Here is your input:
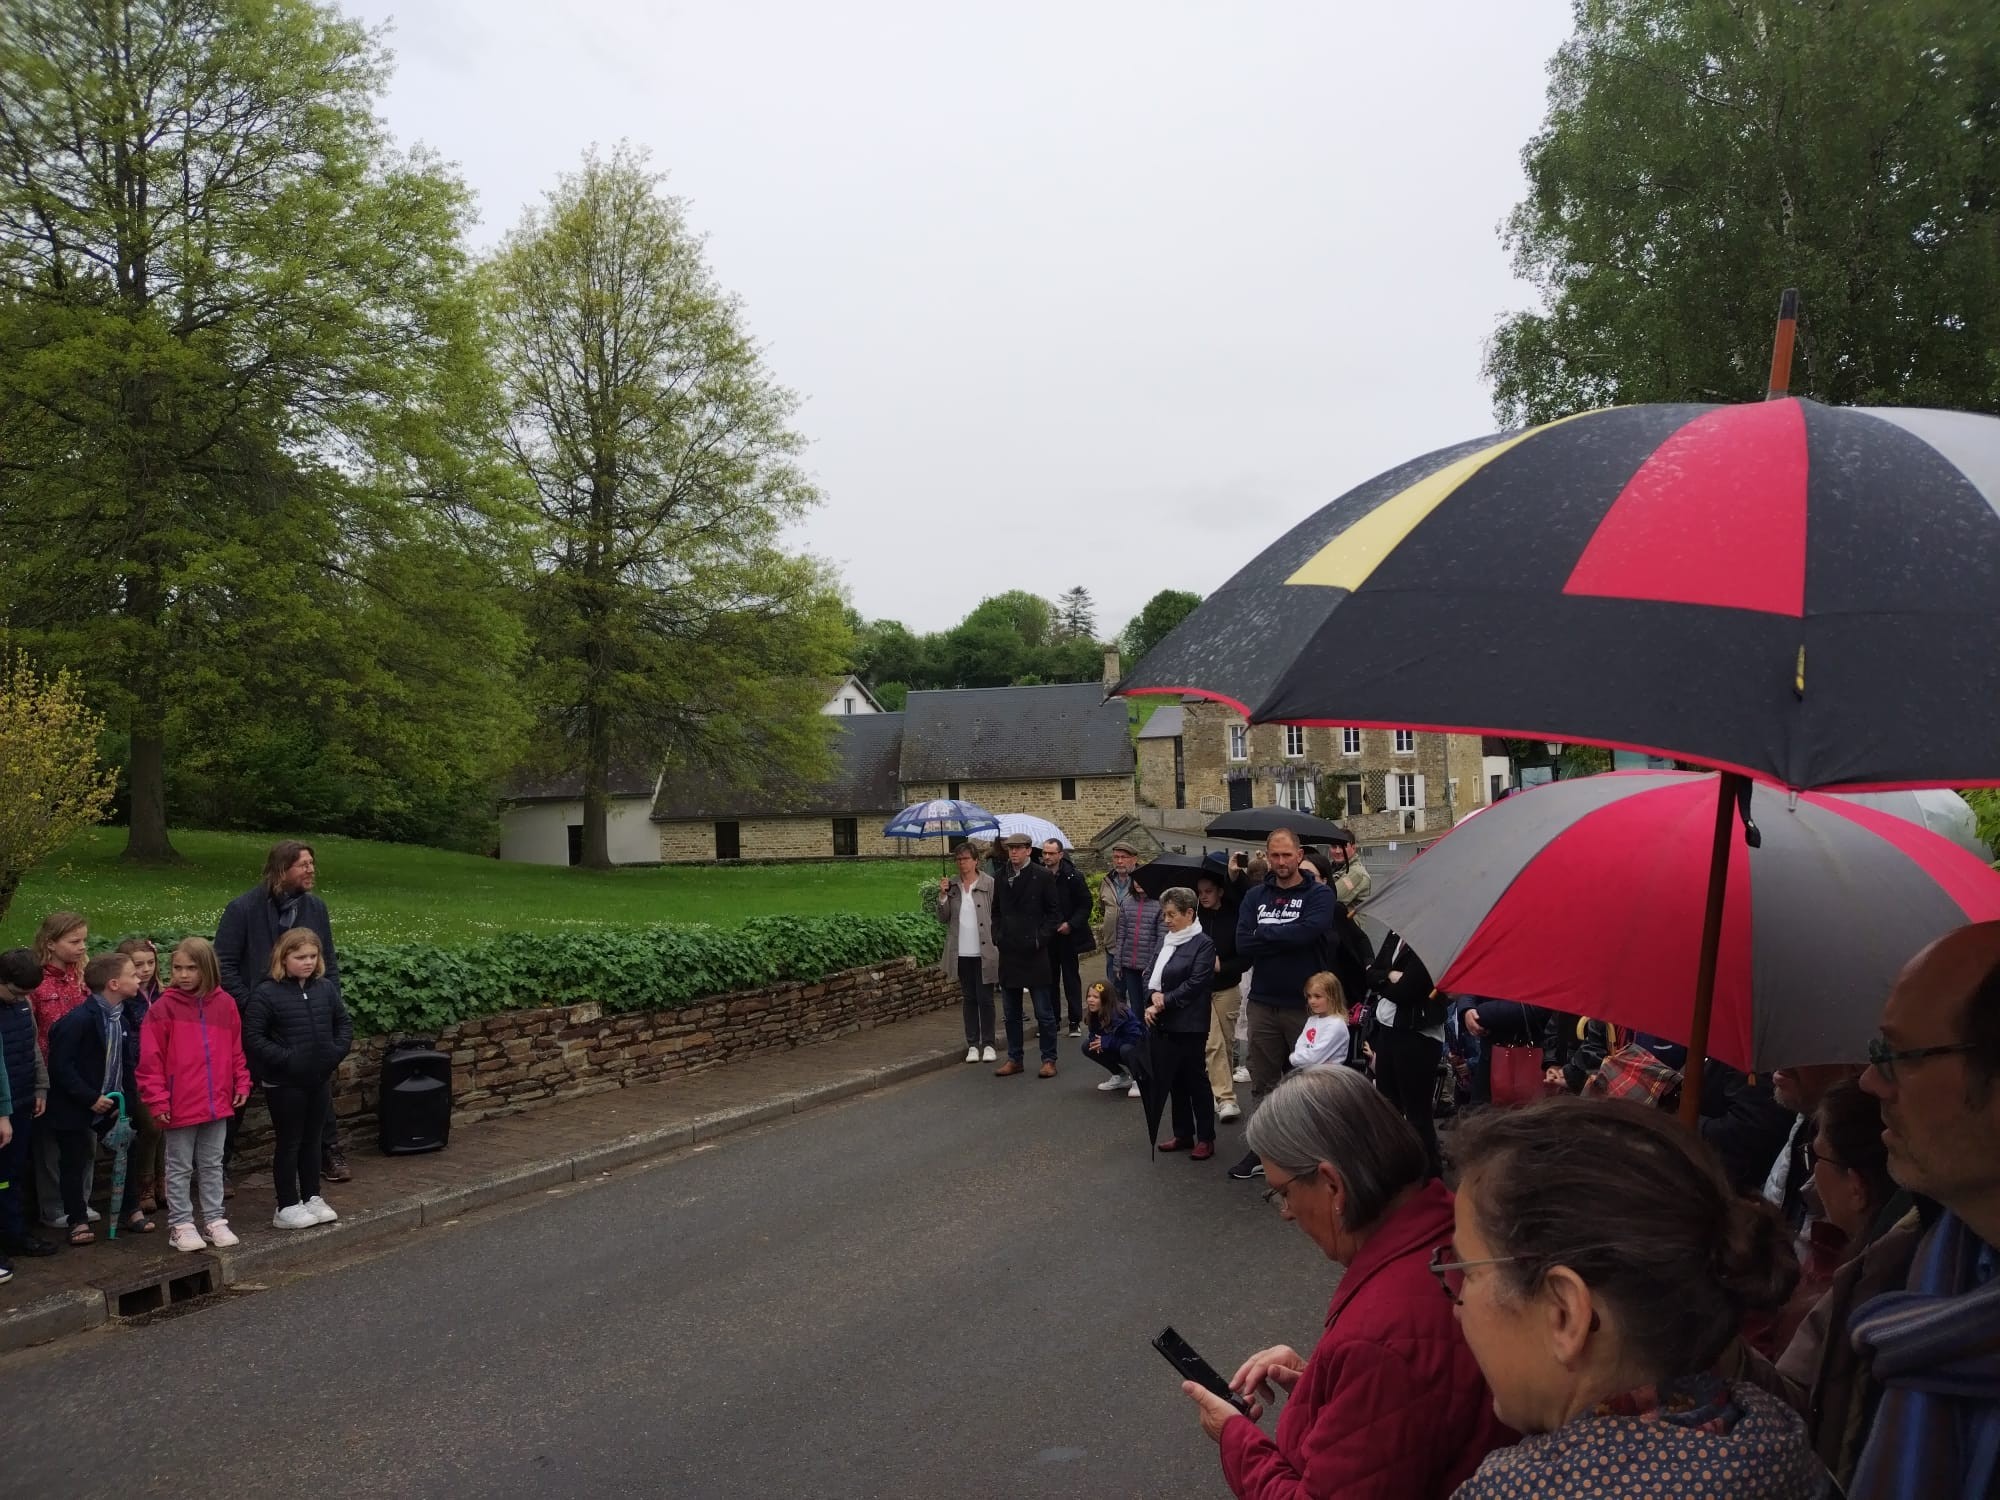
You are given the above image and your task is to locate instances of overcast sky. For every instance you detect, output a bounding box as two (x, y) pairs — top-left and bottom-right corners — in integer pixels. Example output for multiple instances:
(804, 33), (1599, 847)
(339, 0), (1576, 637)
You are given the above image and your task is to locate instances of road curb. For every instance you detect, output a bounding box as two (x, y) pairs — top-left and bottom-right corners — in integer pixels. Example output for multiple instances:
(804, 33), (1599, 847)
(1, 1043), (958, 1355)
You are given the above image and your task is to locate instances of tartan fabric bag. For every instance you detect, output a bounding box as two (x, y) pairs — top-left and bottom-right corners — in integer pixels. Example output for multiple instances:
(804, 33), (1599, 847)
(1583, 1042), (1682, 1106)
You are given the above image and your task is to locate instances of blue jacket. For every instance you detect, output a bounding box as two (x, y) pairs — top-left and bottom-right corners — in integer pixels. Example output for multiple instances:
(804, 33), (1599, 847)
(45, 996), (138, 1135)
(0, 993), (45, 1118)
(1235, 876), (1336, 1010)
(1152, 931), (1218, 1035)
(1085, 1005), (1145, 1060)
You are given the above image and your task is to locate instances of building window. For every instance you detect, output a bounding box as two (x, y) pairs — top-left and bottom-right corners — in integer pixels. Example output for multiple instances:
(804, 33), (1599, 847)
(715, 821), (741, 860)
(1343, 780), (1363, 816)
(1395, 773), (1417, 809)
(832, 817), (857, 857)
(1341, 727), (1361, 756)
(1284, 725), (1306, 758)
(947, 781), (960, 800)
(1279, 773), (1316, 813)
(843, 697), (855, 714)
(1490, 773), (1505, 803)
(1394, 729), (1415, 754)
(1228, 724), (1247, 762)
(1060, 777), (1077, 801)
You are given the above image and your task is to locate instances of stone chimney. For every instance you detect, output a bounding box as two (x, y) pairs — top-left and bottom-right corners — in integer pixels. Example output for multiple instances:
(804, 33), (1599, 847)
(1102, 647), (1121, 689)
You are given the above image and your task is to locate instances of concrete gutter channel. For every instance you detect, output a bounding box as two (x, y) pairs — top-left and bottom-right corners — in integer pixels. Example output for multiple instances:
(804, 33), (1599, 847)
(2, 1048), (957, 1356)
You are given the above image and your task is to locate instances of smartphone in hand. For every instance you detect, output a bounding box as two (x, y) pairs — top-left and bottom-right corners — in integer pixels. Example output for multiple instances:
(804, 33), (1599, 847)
(1153, 1325), (1253, 1415)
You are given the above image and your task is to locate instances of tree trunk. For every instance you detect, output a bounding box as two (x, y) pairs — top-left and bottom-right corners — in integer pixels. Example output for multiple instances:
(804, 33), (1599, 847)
(123, 725), (180, 863)
(580, 699), (613, 870)
(120, 549), (180, 864)
(0, 869), (20, 926)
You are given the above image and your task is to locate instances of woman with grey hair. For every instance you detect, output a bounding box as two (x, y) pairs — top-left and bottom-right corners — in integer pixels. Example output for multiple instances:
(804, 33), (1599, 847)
(1181, 1066), (1512, 1498)
(1146, 887), (1218, 1158)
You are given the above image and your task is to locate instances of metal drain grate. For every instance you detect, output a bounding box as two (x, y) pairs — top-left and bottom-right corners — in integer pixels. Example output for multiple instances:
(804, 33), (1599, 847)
(108, 1263), (220, 1320)
(120, 1285), (260, 1327)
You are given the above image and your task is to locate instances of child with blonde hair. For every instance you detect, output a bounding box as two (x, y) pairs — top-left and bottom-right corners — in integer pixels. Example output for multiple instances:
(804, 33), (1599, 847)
(1289, 971), (1352, 1069)
(137, 937), (250, 1253)
(243, 929), (352, 1230)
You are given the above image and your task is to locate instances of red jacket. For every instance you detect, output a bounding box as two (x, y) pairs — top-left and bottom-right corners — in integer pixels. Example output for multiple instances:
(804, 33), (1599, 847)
(30, 962), (87, 1053)
(1220, 1180), (1515, 1500)
(137, 987), (251, 1128)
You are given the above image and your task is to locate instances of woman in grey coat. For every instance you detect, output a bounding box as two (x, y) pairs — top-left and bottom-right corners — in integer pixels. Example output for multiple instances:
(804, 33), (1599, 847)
(936, 842), (998, 1062)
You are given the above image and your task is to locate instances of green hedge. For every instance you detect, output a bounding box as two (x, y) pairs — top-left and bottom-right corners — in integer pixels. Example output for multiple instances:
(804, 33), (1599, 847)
(107, 912), (942, 1037)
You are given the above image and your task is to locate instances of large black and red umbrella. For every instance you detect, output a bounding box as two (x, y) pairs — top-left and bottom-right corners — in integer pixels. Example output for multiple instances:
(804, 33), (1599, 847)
(1119, 397), (2000, 793)
(1366, 773), (2000, 1072)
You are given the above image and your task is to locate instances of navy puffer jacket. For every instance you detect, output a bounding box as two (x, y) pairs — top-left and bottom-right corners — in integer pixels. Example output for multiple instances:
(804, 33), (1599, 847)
(242, 976), (353, 1088)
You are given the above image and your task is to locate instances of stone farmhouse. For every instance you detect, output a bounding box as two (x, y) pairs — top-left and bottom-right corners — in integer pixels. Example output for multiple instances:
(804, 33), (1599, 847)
(1137, 697), (1495, 840)
(500, 671), (1135, 866)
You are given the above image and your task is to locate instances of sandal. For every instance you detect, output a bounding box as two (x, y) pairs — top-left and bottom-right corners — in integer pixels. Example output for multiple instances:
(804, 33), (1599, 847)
(67, 1223), (95, 1245)
(123, 1212), (157, 1234)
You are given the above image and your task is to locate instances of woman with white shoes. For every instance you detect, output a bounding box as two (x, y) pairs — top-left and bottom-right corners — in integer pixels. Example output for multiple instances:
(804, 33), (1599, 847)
(242, 929), (352, 1231)
(936, 842), (999, 1064)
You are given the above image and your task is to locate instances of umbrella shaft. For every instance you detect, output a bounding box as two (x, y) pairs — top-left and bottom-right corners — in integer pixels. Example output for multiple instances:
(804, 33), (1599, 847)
(1678, 772), (1745, 1126)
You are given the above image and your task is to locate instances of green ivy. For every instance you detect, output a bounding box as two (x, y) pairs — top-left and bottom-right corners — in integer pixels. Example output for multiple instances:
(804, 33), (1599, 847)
(103, 912), (941, 1037)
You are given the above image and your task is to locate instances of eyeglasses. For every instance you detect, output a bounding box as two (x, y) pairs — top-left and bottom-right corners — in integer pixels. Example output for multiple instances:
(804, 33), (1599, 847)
(1261, 1172), (1317, 1212)
(1866, 1035), (1977, 1083)
(1803, 1139), (1845, 1173)
(1428, 1244), (1522, 1305)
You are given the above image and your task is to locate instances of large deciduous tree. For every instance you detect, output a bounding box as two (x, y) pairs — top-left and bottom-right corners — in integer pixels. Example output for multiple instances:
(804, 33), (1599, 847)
(1122, 589), (1203, 664)
(1487, 1), (2000, 424)
(488, 144), (848, 869)
(0, 650), (118, 921)
(0, 0), (518, 859)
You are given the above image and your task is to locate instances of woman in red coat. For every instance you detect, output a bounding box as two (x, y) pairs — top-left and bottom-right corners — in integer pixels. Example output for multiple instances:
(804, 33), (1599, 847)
(1183, 1066), (1514, 1498)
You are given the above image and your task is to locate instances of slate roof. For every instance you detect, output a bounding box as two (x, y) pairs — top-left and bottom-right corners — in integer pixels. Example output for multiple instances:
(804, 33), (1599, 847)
(900, 682), (1134, 781)
(503, 763), (658, 803)
(650, 714), (906, 821)
(1137, 704), (1184, 740)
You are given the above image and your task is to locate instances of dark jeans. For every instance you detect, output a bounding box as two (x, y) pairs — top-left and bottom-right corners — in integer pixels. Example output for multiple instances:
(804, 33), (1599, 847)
(0, 1109), (31, 1243)
(1083, 1039), (1140, 1079)
(1373, 1026), (1444, 1180)
(1053, 944), (1084, 1028)
(266, 1083), (330, 1208)
(1001, 987), (1059, 1064)
(1159, 1031), (1217, 1145)
(956, 957), (995, 1048)
(57, 1126), (140, 1228)
(1117, 966), (1150, 1019)
(227, 1079), (341, 1171)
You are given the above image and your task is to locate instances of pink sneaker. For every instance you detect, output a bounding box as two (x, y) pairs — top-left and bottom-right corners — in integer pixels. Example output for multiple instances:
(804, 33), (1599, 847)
(204, 1219), (239, 1248)
(169, 1224), (204, 1254)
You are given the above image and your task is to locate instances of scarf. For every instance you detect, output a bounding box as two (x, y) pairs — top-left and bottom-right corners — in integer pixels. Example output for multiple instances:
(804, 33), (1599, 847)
(90, 994), (124, 1102)
(273, 887), (303, 932)
(1146, 919), (1204, 995)
(1595, 1372), (1739, 1433)
(1848, 1210), (2000, 1500)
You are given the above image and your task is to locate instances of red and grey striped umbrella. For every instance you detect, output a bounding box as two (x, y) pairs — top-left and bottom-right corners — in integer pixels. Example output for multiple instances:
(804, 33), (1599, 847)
(1365, 772), (2000, 1072)
(1119, 398), (2000, 792)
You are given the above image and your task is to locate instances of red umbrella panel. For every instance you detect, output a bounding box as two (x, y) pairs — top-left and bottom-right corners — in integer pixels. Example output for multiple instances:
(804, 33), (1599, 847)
(1363, 773), (2000, 1073)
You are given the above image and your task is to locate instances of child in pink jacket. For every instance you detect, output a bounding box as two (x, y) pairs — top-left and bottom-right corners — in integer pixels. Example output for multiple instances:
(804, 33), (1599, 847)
(138, 936), (251, 1253)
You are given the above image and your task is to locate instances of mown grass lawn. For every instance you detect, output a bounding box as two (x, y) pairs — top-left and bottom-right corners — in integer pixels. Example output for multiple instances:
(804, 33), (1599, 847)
(0, 828), (938, 948)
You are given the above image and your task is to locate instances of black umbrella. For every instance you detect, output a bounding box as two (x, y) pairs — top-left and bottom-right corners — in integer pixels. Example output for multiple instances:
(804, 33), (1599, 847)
(1131, 851), (1216, 898)
(1133, 1015), (1178, 1159)
(1205, 807), (1350, 844)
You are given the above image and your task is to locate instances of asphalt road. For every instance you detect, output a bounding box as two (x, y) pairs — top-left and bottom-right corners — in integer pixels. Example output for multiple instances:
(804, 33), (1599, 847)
(4, 1051), (1342, 1498)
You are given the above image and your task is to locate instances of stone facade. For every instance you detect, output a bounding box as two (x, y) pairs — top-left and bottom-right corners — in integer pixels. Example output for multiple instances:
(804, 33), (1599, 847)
(901, 775), (1135, 846)
(1136, 735), (1179, 809)
(656, 814), (908, 863)
(1169, 701), (1489, 836)
(228, 956), (958, 1166)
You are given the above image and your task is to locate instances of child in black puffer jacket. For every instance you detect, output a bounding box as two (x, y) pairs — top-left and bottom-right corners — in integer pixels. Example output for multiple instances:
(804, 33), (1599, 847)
(242, 929), (352, 1231)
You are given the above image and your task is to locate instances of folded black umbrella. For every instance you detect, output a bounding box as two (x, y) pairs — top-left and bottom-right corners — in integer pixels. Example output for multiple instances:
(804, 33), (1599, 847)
(1134, 1017), (1177, 1158)
(1205, 806), (1349, 844)
(1132, 851), (1213, 898)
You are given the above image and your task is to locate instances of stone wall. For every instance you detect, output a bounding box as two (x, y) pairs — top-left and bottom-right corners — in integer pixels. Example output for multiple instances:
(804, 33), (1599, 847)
(901, 775), (1134, 846)
(228, 955), (958, 1165)
(655, 814), (914, 863)
(1136, 736), (1179, 809)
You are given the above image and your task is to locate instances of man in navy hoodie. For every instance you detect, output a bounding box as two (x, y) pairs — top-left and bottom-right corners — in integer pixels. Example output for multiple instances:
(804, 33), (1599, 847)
(1228, 828), (1334, 1179)
(0, 947), (56, 1262)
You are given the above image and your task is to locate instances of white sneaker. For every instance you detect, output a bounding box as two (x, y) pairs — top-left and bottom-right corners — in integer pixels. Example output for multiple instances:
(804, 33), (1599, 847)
(272, 1204), (319, 1231)
(86, 1207), (101, 1222)
(1097, 1071), (1131, 1092)
(204, 1219), (239, 1248)
(169, 1224), (204, 1254)
(1218, 1100), (1242, 1122)
(964, 1045), (980, 1063)
(981, 1046), (997, 1063)
(1127, 1083), (1141, 1098)
(1233, 1065), (1251, 1084)
(305, 1196), (337, 1224)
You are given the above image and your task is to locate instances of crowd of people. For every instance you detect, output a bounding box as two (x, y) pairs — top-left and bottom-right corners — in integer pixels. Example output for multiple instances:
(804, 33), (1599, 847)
(0, 840), (356, 1275)
(938, 825), (2000, 1500)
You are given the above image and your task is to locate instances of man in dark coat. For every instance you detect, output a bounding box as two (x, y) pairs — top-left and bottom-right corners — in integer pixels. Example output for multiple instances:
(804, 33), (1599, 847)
(991, 833), (1062, 1078)
(1041, 838), (1096, 1037)
(214, 841), (351, 1182)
